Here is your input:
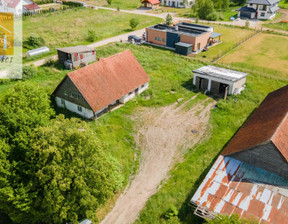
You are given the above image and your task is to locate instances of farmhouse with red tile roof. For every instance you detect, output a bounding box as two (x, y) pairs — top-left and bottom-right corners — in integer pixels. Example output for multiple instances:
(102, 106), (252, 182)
(53, 50), (150, 119)
(191, 85), (288, 223)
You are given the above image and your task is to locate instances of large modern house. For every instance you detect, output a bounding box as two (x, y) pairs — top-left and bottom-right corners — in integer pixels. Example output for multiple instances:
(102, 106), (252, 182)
(237, 0), (280, 20)
(191, 85), (288, 223)
(159, 0), (194, 7)
(53, 50), (150, 119)
(146, 22), (222, 55)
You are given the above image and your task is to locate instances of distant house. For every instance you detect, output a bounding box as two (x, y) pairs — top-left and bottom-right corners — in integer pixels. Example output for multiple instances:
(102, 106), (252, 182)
(193, 66), (248, 96)
(237, 0), (280, 20)
(146, 22), (221, 54)
(0, 0), (40, 15)
(159, 0), (194, 7)
(191, 85), (288, 223)
(53, 50), (150, 119)
(23, 2), (40, 13)
(56, 45), (96, 69)
(141, 0), (160, 8)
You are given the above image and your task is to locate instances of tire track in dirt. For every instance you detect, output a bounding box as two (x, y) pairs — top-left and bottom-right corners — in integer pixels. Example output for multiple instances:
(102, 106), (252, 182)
(101, 97), (215, 224)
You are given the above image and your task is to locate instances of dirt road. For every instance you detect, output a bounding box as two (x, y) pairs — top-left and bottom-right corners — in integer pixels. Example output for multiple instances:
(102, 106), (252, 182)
(101, 98), (215, 224)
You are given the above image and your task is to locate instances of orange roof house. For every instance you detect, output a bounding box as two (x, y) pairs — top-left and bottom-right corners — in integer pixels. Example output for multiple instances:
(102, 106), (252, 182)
(141, 0), (160, 8)
(191, 85), (288, 223)
(53, 50), (150, 119)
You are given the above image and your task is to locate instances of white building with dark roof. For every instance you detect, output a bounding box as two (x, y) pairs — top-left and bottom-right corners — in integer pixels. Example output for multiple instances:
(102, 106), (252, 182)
(237, 0), (280, 20)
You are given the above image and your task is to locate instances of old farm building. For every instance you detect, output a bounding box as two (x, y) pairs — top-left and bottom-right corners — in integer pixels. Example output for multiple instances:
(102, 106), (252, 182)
(191, 85), (288, 223)
(57, 45), (96, 69)
(53, 50), (150, 119)
(145, 22), (222, 54)
(193, 66), (248, 96)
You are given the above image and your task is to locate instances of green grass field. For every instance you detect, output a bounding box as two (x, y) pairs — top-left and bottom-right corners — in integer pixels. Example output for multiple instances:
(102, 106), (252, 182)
(263, 22), (288, 31)
(22, 8), (162, 57)
(219, 33), (288, 77)
(279, 0), (288, 9)
(193, 24), (256, 62)
(2, 35), (287, 223)
(76, 0), (140, 10)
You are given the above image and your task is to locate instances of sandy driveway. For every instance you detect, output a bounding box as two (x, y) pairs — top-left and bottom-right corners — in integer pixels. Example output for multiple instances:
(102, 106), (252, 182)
(101, 97), (215, 224)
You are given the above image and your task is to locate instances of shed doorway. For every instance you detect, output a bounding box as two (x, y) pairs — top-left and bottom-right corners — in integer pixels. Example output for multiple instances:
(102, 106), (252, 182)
(196, 77), (208, 91)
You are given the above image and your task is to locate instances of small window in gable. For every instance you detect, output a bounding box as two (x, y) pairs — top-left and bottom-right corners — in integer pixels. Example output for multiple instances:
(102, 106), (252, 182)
(78, 106), (82, 112)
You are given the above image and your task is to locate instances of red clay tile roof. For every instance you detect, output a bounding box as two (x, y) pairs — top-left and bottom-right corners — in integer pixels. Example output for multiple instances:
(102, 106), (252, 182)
(141, 0), (160, 5)
(24, 3), (40, 10)
(222, 85), (288, 161)
(66, 50), (150, 112)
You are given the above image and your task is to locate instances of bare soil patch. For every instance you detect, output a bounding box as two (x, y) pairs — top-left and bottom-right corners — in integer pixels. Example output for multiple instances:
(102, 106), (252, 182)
(100, 97), (215, 224)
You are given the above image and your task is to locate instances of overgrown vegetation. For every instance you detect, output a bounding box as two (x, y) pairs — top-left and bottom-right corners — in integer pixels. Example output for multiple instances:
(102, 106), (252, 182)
(205, 214), (257, 224)
(22, 8), (163, 59)
(0, 83), (124, 223)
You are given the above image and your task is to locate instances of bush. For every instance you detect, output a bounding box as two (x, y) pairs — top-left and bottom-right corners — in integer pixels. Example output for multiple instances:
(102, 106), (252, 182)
(206, 11), (218, 21)
(165, 13), (173, 25)
(22, 65), (37, 80)
(62, 1), (83, 7)
(107, 0), (112, 5)
(87, 29), (97, 42)
(130, 17), (140, 30)
(163, 205), (178, 220)
(26, 33), (45, 48)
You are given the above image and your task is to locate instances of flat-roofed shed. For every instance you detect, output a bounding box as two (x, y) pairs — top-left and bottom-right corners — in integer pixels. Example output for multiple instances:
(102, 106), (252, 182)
(193, 65), (248, 96)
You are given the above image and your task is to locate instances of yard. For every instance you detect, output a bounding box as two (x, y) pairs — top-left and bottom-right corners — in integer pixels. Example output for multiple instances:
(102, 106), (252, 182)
(22, 7), (162, 56)
(193, 24), (256, 62)
(1, 40), (288, 222)
(218, 33), (288, 77)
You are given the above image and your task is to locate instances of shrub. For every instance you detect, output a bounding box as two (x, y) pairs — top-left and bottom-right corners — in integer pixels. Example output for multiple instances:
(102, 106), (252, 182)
(206, 11), (218, 21)
(62, 1), (83, 7)
(245, 19), (250, 28)
(130, 17), (140, 30)
(87, 29), (97, 42)
(107, 0), (112, 5)
(27, 33), (45, 48)
(22, 65), (37, 80)
(163, 205), (178, 220)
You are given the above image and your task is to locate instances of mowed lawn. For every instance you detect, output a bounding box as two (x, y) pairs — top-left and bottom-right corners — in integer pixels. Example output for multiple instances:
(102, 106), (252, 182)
(22, 8), (162, 53)
(193, 24), (256, 62)
(219, 33), (288, 77)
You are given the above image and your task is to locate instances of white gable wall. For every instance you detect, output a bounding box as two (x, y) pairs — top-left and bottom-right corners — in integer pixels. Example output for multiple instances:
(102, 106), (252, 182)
(55, 97), (94, 119)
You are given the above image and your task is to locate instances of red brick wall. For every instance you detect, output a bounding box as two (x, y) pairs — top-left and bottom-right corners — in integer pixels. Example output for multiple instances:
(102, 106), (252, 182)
(146, 28), (167, 46)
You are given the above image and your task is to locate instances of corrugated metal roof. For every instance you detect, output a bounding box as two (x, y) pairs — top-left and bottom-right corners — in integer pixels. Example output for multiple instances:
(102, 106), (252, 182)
(193, 66), (248, 82)
(191, 155), (288, 223)
(65, 50), (150, 112)
(222, 85), (288, 162)
(57, 46), (94, 54)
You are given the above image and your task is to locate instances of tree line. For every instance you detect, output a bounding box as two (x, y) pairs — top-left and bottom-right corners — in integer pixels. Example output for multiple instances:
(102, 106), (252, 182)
(0, 83), (123, 223)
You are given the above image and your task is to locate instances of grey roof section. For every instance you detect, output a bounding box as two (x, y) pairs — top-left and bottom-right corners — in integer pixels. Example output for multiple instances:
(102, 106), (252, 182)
(269, 4), (280, 12)
(57, 45), (94, 54)
(246, 0), (279, 5)
(193, 65), (248, 82)
(175, 42), (193, 47)
(210, 32), (222, 38)
(237, 5), (257, 12)
(79, 219), (92, 224)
